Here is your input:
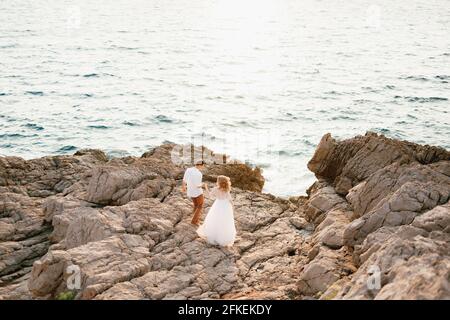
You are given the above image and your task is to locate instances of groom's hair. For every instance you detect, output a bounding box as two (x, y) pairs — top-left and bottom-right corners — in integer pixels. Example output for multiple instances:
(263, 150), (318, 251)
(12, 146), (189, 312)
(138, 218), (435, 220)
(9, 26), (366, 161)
(195, 160), (205, 166)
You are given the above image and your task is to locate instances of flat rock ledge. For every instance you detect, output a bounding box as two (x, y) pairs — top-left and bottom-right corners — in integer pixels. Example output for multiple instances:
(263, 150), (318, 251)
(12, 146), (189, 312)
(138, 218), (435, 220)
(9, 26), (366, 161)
(0, 132), (449, 300)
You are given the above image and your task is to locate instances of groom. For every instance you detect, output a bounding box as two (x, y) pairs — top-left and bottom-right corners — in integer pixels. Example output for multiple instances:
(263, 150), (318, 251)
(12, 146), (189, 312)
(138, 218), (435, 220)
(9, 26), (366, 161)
(181, 160), (205, 226)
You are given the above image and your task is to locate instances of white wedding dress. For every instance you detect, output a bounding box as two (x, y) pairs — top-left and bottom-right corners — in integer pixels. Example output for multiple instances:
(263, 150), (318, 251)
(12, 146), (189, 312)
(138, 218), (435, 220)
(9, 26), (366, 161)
(197, 187), (236, 246)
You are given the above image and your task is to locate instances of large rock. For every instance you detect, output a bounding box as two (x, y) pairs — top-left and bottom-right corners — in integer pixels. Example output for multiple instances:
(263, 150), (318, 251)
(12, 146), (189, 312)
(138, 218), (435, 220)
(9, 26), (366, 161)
(28, 234), (151, 299)
(311, 209), (352, 249)
(346, 161), (450, 218)
(26, 188), (303, 300)
(85, 165), (174, 205)
(298, 132), (449, 300)
(0, 143), (302, 300)
(151, 143), (265, 192)
(0, 150), (107, 197)
(308, 132), (449, 195)
(0, 192), (51, 286)
(0, 149), (108, 288)
(352, 225), (427, 266)
(204, 164), (264, 193)
(343, 162), (450, 246)
(1, 134), (449, 300)
(412, 202), (450, 233)
(335, 232), (450, 299)
(303, 181), (348, 225)
(297, 246), (353, 296)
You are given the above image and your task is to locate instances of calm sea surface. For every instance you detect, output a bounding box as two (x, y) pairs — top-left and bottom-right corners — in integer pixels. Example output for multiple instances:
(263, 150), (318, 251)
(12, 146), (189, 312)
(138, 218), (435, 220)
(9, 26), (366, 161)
(1, 0), (449, 196)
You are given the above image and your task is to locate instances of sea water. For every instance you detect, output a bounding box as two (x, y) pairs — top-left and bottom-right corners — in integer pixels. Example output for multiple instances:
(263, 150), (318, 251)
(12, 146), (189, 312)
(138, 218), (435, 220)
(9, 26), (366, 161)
(0, 0), (449, 196)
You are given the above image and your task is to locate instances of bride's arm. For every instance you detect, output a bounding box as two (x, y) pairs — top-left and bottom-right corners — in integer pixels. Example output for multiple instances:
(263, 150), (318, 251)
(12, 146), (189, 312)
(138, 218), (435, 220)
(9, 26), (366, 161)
(206, 186), (217, 199)
(203, 184), (210, 197)
(227, 192), (234, 207)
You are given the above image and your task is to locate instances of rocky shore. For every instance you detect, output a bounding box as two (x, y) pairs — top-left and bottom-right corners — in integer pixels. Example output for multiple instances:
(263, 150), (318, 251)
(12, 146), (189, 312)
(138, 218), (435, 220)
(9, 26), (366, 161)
(0, 132), (449, 300)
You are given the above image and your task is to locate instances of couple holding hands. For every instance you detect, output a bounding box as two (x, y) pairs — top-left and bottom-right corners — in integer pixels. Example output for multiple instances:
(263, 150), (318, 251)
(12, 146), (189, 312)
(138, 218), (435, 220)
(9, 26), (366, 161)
(182, 161), (236, 247)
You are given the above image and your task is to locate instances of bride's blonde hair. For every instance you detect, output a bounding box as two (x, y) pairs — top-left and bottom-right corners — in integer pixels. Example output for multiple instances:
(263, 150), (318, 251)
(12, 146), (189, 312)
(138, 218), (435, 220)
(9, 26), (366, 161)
(217, 175), (231, 192)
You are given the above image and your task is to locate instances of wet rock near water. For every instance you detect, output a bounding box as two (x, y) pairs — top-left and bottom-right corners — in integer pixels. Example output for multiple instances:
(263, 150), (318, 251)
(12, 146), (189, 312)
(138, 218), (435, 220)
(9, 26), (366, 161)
(302, 132), (450, 299)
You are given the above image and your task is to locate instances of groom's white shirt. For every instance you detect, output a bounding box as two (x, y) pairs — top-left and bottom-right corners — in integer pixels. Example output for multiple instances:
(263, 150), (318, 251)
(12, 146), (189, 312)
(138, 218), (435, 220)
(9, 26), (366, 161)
(183, 167), (203, 198)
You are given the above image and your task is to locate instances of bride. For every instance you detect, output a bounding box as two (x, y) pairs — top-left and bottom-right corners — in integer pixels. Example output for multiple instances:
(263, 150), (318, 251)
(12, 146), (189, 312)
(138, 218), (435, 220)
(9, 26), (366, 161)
(197, 175), (236, 247)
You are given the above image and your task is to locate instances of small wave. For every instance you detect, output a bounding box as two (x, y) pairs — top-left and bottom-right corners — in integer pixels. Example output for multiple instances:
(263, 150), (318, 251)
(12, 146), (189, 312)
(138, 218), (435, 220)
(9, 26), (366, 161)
(407, 114), (418, 119)
(256, 162), (271, 169)
(331, 115), (356, 121)
(81, 93), (93, 98)
(435, 75), (450, 80)
(237, 120), (254, 127)
(222, 120), (259, 128)
(154, 115), (174, 123)
(283, 112), (298, 120)
(0, 133), (28, 138)
(58, 145), (77, 152)
(384, 85), (396, 89)
(400, 75), (428, 81)
(409, 96), (448, 103)
(83, 73), (99, 78)
(354, 99), (372, 104)
(0, 92), (9, 96)
(109, 45), (139, 50)
(122, 121), (139, 126)
(324, 90), (343, 95)
(303, 139), (315, 147)
(395, 96), (448, 103)
(372, 128), (391, 134)
(25, 91), (44, 96)
(23, 123), (44, 131)
(315, 96), (338, 100)
(276, 150), (304, 157)
(88, 125), (109, 129)
(0, 44), (16, 49)
(106, 150), (131, 159)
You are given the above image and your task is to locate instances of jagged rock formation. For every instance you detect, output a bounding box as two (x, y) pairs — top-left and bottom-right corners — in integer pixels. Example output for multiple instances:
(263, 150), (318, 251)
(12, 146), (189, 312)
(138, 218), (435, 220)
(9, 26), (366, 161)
(0, 132), (449, 300)
(0, 151), (108, 299)
(301, 132), (450, 299)
(1, 143), (303, 300)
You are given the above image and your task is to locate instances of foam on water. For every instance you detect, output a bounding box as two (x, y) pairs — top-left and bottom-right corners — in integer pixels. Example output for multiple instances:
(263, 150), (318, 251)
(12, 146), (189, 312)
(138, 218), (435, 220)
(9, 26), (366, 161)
(0, 0), (449, 196)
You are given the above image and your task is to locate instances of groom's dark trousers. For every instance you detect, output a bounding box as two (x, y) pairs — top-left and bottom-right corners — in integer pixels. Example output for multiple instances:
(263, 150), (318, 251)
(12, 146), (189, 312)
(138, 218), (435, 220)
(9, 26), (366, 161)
(191, 194), (204, 225)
